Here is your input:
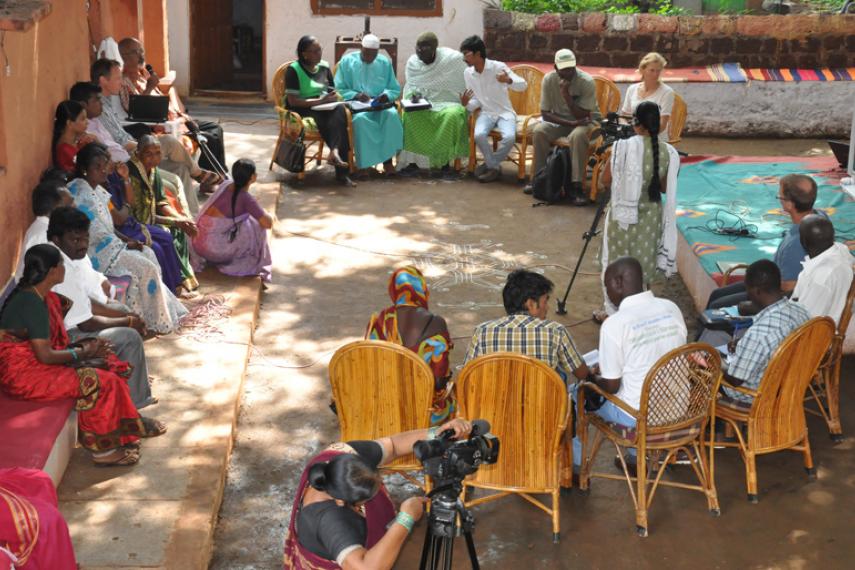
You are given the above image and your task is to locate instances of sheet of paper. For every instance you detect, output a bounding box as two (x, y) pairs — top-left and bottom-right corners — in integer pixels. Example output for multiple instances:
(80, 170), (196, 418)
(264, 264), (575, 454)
(347, 100), (373, 112)
(722, 306), (741, 317)
(310, 101), (344, 111)
(402, 97), (431, 110)
(583, 350), (599, 367)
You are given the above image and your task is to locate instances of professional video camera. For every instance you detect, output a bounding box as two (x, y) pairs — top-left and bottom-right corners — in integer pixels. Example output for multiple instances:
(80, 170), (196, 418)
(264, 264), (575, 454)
(414, 419), (499, 570)
(588, 112), (636, 167)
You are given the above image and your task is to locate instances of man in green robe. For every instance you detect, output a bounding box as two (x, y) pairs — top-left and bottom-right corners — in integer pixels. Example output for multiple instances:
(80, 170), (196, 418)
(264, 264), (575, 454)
(399, 32), (469, 178)
(334, 34), (403, 174)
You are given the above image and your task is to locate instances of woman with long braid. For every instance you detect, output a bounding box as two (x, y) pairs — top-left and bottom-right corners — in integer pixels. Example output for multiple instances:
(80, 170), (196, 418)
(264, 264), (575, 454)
(595, 101), (680, 321)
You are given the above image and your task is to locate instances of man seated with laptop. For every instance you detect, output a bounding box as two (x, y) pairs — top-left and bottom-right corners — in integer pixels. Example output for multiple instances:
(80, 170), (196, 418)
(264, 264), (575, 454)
(118, 37), (226, 175)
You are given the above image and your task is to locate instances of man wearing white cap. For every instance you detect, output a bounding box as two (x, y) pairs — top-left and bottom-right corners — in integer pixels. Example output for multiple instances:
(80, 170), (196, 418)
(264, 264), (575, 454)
(459, 35), (527, 183)
(335, 34), (404, 174)
(526, 49), (600, 204)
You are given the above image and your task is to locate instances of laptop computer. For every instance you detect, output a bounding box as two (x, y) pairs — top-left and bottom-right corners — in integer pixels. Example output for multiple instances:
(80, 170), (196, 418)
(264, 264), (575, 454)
(127, 95), (169, 123)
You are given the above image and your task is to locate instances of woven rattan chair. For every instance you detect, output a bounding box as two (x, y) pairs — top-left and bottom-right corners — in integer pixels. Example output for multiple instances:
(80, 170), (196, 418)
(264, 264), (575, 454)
(456, 353), (570, 543)
(667, 93), (687, 144)
(716, 317), (835, 502)
(328, 340), (435, 488)
(467, 65), (544, 181)
(806, 272), (855, 441)
(269, 61), (355, 178)
(577, 343), (722, 537)
(582, 76), (622, 201)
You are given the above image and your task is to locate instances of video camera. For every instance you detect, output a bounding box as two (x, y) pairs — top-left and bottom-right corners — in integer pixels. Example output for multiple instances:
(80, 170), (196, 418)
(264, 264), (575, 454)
(414, 419), (499, 486)
(588, 112), (636, 167)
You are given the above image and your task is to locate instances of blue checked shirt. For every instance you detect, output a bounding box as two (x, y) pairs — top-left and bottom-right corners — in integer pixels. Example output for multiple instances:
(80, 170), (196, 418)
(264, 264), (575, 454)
(97, 95), (135, 147)
(724, 298), (810, 403)
(463, 314), (584, 384)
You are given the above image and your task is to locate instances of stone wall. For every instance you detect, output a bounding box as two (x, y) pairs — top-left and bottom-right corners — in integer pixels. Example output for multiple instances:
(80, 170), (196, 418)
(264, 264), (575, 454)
(483, 9), (855, 68)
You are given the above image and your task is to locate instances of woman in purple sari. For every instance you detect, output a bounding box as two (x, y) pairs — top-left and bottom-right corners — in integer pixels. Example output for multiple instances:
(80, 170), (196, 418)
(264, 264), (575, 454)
(192, 159), (273, 282)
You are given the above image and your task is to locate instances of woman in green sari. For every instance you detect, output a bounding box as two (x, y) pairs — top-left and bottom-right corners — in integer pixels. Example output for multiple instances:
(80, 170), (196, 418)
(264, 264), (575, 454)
(126, 135), (199, 295)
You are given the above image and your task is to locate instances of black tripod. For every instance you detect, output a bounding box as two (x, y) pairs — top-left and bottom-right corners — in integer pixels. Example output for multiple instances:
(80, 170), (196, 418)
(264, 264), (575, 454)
(186, 122), (228, 178)
(556, 190), (610, 315)
(419, 483), (480, 570)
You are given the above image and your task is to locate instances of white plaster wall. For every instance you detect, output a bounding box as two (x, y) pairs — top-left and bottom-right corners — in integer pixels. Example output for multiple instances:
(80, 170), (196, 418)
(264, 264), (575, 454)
(166, 0), (483, 98)
(166, 0), (191, 95)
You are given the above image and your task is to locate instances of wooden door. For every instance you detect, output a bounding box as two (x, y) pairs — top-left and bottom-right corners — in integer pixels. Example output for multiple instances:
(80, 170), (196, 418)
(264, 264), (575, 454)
(190, 0), (234, 90)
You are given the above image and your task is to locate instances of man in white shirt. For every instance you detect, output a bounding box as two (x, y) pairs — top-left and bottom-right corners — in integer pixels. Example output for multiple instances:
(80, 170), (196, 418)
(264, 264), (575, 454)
(14, 177), (75, 281)
(793, 214), (853, 325)
(573, 257), (687, 473)
(48, 206), (156, 409)
(460, 35), (527, 183)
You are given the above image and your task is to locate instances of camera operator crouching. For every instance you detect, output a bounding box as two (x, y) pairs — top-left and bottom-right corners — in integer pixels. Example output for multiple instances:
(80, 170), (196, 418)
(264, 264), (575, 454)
(283, 418), (473, 570)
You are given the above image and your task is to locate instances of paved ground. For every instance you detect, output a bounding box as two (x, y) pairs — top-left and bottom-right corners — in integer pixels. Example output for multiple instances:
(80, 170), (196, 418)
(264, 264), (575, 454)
(201, 111), (855, 570)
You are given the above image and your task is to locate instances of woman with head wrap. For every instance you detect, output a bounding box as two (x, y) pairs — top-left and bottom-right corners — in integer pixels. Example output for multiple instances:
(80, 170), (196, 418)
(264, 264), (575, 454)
(365, 266), (455, 425)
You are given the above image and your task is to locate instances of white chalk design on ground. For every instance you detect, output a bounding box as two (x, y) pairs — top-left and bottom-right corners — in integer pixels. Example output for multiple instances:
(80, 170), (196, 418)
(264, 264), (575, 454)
(412, 239), (547, 297)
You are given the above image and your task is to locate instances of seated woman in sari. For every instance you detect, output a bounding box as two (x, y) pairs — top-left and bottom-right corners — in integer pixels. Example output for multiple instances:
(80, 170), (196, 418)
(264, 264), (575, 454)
(0, 468), (77, 569)
(192, 159), (273, 282)
(366, 266), (455, 425)
(0, 245), (167, 466)
(283, 418), (471, 570)
(126, 135), (199, 295)
(68, 143), (186, 334)
(52, 100), (95, 174)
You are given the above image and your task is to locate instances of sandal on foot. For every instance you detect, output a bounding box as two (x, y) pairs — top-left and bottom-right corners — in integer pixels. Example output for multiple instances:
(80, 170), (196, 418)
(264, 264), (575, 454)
(592, 310), (609, 325)
(194, 170), (223, 194)
(93, 447), (139, 467)
(140, 417), (168, 438)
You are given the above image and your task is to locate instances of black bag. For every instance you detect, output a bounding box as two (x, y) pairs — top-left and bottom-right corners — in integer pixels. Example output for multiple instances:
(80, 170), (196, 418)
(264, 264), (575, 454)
(531, 146), (571, 204)
(275, 126), (307, 173)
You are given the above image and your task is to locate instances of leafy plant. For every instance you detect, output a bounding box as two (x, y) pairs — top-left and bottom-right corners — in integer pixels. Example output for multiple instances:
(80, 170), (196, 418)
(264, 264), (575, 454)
(501, 0), (685, 15)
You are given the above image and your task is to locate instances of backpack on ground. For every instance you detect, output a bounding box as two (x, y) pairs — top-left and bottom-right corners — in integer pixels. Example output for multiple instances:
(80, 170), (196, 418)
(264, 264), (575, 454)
(531, 146), (571, 205)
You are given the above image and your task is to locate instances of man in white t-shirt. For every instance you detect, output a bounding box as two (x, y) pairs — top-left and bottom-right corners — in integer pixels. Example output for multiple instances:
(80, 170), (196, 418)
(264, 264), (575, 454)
(14, 176), (74, 281)
(460, 35), (527, 183)
(573, 257), (687, 473)
(792, 214), (853, 325)
(48, 206), (156, 409)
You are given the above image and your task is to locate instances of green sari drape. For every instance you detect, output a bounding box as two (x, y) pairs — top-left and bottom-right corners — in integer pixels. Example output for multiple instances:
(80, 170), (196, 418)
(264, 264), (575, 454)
(127, 158), (199, 290)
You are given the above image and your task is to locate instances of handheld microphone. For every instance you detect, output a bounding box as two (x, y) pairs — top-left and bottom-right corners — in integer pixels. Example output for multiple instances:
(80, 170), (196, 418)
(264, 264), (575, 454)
(470, 419), (491, 437)
(145, 64), (154, 75)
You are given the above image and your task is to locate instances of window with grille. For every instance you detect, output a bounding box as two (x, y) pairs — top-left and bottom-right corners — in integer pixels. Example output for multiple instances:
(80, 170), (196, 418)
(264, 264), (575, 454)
(311, 0), (442, 17)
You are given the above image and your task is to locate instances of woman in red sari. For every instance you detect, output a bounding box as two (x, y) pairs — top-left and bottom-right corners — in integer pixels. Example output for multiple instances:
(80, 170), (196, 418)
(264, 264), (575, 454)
(0, 467), (77, 569)
(0, 244), (166, 466)
(283, 418), (472, 570)
(52, 100), (94, 174)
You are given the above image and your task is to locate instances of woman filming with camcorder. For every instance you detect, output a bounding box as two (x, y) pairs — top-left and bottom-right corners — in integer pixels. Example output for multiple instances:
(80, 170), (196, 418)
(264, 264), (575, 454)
(283, 418), (473, 570)
(595, 100), (681, 323)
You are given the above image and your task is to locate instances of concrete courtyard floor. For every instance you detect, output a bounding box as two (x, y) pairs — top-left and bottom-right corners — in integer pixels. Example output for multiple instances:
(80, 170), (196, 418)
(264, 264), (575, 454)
(50, 99), (854, 569)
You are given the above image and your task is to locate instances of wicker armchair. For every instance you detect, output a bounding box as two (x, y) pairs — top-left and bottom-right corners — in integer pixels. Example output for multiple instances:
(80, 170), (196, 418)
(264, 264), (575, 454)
(456, 353), (571, 543)
(806, 273), (855, 441)
(716, 317), (835, 502)
(328, 340), (436, 488)
(467, 65), (544, 181)
(577, 343), (722, 537)
(269, 61), (355, 178)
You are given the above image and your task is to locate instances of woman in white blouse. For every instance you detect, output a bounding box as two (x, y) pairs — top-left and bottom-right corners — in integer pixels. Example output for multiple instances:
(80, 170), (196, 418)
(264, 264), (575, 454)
(620, 52), (675, 136)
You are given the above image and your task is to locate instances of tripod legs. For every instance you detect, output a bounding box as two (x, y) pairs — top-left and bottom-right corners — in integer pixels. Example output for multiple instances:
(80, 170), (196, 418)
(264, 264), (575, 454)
(418, 526), (479, 570)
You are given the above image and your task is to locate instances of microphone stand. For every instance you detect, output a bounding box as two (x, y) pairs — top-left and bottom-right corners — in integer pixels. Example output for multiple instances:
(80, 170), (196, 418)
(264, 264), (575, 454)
(555, 190), (610, 315)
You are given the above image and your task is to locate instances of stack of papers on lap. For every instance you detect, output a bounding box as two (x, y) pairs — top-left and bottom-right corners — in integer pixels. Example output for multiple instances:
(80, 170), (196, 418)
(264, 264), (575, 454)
(310, 101), (344, 111)
(583, 350), (599, 367)
(347, 100), (373, 112)
(402, 98), (432, 111)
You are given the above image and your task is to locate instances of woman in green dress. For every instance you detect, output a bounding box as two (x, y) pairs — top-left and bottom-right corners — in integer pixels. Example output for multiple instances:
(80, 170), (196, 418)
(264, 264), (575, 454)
(597, 101), (680, 320)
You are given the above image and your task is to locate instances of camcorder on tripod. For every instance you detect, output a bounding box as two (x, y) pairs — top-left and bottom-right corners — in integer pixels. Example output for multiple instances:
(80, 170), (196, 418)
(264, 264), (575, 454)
(414, 419), (499, 570)
(588, 112), (636, 168)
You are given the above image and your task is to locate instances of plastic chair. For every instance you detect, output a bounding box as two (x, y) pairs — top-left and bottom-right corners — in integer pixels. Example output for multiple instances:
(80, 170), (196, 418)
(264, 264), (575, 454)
(269, 61), (355, 178)
(467, 65), (544, 181)
(328, 340), (435, 488)
(456, 353), (571, 543)
(716, 317), (835, 502)
(806, 272), (855, 440)
(577, 343), (722, 537)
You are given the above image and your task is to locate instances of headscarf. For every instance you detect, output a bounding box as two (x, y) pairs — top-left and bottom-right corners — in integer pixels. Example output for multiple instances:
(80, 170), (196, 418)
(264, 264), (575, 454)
(388, 266), (429, 309)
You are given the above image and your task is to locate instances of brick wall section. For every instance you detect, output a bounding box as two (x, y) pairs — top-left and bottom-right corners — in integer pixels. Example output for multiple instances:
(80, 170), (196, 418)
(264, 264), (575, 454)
(483, 9), (855, 69)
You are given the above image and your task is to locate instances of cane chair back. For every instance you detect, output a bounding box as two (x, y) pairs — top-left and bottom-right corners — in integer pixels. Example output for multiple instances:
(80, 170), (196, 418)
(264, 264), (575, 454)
(578, 343), (722, 536)
(668, 93), (687, 144)
(467, 65), (545, 181)
(593, 76), (621, 117)
(456, 353), (569, 541)
(806, 272), (855, 439)
(328, 340), (434, 478)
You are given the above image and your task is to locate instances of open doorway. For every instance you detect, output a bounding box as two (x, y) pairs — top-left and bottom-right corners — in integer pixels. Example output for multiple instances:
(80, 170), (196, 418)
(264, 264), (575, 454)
(190, 0), (265, 95)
